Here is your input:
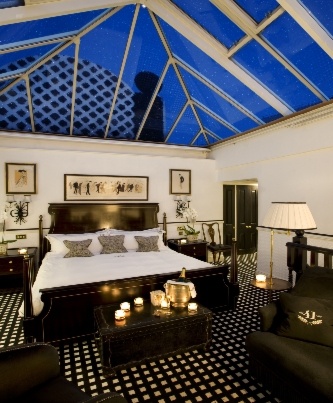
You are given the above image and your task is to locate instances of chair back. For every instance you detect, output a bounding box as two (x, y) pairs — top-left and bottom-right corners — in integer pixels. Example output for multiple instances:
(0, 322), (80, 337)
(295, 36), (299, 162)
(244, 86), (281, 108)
(202, 222), (222, 245)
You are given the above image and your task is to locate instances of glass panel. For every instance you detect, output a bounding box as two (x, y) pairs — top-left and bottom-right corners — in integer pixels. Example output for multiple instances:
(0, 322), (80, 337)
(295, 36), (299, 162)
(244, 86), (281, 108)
(180, 67), (258, 132)
(233, 40), (321, 111)
(161, 65), (188, 135)
(195, 107), (236, 140)
(0, 9), (107, 46)
(263, 13), (333, 98)
(0, 44), (58, 74)
(159, 17), (282, 123)
(115, 7), (168, 142)
(73, 7), (134, 138)
(0, 80), (31, 131)
(192, 133), (208, 147)
(167, 105), (200, 145)
(32, 46), (76, 135)
(299, 0), (333, 37)
(234, 0), (279, 23)
(171, 0), (244, 48)
(0, 1), (24, 9)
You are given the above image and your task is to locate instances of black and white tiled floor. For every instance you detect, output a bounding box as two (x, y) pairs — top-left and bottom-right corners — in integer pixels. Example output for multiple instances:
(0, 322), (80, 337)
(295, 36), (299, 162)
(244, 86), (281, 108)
(0, 255), (283, 402)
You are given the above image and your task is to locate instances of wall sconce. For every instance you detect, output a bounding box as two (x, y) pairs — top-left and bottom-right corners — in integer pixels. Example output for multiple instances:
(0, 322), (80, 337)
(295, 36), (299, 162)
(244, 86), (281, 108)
(6, 194), (31, 225)
(174, 195), (191, 218)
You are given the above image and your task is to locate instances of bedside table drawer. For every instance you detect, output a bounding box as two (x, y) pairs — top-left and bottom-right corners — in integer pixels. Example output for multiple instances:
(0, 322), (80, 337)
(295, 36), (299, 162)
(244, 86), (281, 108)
(0, 257), (23, 275)
(180, 244), (206, 257)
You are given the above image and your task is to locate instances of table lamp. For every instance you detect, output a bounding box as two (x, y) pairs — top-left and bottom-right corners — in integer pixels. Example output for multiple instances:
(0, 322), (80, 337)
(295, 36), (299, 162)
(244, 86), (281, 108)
(261, 202), (316, 285)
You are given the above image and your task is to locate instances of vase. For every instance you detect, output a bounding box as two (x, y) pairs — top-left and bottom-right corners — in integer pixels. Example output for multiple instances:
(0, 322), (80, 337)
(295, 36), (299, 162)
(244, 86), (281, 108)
(0, 243), (7, 255)
(187, 234), (199, 242)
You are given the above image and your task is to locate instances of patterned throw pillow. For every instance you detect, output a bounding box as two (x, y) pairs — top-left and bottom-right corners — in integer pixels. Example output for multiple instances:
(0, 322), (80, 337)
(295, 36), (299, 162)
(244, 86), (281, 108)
(98, 235), (128, 254)
(63, 239), (93, 258)
(134, 236), (159, 252)
(276, 293), (333, 347)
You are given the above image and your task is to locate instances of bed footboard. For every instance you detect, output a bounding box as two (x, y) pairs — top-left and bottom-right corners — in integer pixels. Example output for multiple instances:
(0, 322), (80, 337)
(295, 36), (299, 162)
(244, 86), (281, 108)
(26, 265), (236, 343)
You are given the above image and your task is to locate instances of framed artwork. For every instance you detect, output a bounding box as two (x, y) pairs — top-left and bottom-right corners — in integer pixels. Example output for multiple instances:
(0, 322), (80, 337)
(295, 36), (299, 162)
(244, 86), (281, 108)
(5, 163), (37, 194)
(169, 169), (191, 195)
(64, 174), (149, 201)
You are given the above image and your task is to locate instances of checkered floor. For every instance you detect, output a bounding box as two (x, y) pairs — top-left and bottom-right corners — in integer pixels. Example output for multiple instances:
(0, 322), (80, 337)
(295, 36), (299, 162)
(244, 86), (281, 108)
(0, 255), (284, 403)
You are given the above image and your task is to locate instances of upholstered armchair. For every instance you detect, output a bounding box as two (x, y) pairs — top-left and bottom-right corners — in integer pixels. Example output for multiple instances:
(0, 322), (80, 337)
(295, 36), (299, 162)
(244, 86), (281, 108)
(0, 343), (128, 403)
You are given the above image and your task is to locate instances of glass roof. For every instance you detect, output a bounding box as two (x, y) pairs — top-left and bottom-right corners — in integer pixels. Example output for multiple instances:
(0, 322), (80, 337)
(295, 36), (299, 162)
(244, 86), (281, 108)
(0, 0), (332, 147)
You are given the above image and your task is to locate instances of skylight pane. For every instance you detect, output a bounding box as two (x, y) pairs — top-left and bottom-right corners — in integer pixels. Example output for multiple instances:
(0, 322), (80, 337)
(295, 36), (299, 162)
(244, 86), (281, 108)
(0, 1), (24, 9)
(73, 7), (134, 138)
(171, 0), (244, 48)
(0, 80), (31, 132)
(263, 13), (333, 98)
(234, 0), (279, 23)
(160, 18), (282, 123)
(233, 40), (321, 111)
(195, 107), (236, 140)
(167, 106), (200, 145)
(299, 0), (333, 37)
(0, 9), (107, 46)
(161, 66), (188, 134)
(0, 44), (58, 74)
(192, 134), (208, 146)
(118, 7), (168, 143)
(180, 68), (257, 132)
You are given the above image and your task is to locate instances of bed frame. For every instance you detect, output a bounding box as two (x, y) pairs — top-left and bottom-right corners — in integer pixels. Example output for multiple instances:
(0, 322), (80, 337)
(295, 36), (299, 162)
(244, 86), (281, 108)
(23, 203), (239, 344)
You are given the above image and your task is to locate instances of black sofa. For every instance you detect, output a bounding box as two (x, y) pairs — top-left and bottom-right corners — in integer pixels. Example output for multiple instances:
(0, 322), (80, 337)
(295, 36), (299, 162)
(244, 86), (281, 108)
(246, 267), (333, 403)
(0, 343), (128, 402)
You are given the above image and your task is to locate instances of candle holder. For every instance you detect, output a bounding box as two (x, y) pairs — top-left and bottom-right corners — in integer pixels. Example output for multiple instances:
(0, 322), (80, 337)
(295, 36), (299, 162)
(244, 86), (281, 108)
(134, 297), (144, 306)
(255, 274), (267, 283)
(188, 302), (198, 312)
(18, 248), (28, 255)
(120, 302), (130, 311)
(115, 309), (125, 321)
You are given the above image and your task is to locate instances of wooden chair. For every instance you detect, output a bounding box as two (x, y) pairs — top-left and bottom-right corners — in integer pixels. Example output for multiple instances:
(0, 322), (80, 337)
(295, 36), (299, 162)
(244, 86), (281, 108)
(202, 222), (231, 265)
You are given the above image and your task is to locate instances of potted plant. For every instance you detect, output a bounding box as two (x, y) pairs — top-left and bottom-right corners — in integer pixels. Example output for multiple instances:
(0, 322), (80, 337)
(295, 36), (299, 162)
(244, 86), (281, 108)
(0, 209), (16, 255)
(181, 207), (200, 242)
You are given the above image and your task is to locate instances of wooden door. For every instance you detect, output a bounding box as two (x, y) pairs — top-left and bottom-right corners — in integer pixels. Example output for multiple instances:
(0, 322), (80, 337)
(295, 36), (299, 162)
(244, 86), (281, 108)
(223, 185), (258, 254)
(237, 185), (258, 254)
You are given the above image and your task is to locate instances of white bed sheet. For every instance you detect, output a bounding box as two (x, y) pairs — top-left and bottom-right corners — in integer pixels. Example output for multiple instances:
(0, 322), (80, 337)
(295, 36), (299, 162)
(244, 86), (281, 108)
(20, 248), (212, 316)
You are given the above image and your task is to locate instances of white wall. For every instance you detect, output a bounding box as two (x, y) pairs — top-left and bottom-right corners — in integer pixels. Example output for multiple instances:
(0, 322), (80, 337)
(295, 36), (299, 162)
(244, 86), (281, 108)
(210, 106), (333, 280)
(0, 134), (222, 250)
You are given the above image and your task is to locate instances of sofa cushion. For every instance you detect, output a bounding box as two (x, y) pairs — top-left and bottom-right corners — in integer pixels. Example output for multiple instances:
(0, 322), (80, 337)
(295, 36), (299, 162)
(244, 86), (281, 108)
(292, 267), (333, 299)
(275, 293), (333, 347)
(246, 331), (333, 402)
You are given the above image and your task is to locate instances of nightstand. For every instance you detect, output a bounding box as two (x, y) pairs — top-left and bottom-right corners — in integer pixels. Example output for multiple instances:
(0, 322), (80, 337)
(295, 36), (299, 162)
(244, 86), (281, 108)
(0, 247), (37, 287)
(167, 239), (208, 262)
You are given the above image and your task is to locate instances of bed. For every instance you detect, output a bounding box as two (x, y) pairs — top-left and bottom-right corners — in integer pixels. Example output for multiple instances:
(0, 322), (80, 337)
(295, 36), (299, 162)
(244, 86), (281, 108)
(22, 203), (239, 344)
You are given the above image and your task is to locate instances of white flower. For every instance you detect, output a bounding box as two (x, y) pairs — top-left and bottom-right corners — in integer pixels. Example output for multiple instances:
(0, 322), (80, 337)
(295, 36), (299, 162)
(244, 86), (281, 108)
(183, 207), (198, 222)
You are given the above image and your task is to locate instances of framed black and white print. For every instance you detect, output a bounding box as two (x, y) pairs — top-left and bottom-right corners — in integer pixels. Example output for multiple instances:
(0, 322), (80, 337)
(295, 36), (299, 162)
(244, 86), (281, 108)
(6, 163), (37, 194)
(64, 174), (149, 201)
(169, 169), (191, 195)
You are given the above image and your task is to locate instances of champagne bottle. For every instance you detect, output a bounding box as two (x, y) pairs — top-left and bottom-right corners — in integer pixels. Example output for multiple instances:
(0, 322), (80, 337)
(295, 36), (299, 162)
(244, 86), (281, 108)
(177, 267), (188, 282)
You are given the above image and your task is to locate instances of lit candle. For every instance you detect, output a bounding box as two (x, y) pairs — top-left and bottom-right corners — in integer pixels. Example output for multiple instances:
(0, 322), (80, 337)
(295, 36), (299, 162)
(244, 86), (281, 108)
(120, 302), (130, 311)
(18, 248), (27, 255)
(256, 274), (266, 283)
(188, 302), (198, 312)
(134, 297), (143, 306)
(160, 299), (169, 309)
(115, 309), (125, 320)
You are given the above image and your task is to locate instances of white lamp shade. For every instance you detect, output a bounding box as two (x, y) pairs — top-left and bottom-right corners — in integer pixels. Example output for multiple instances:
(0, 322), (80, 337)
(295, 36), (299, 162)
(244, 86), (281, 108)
(262, 202), (316, 230)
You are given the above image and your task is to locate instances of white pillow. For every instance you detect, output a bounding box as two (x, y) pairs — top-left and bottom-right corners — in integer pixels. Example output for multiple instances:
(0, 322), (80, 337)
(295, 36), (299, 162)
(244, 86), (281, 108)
(46, 233), (103, 255)
(97, 228), (167, 250)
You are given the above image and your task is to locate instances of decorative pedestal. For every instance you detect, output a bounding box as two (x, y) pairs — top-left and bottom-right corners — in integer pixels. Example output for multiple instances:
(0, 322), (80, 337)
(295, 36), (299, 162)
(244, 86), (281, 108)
(187, 234), (198, 242)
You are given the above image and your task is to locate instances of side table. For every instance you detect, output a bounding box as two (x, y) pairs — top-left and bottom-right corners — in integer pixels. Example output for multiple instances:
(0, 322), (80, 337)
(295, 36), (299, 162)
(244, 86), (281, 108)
(250, 277), (292, 302)
(0, 247), (37, 287)
(94, 302), (212, 376)
(167, 239), (208, 262)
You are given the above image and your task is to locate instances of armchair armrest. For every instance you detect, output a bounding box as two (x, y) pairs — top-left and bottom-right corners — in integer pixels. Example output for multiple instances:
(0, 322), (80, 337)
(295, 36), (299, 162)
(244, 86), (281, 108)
(258, 302), (279, 331)
(0, 343), (60, 401)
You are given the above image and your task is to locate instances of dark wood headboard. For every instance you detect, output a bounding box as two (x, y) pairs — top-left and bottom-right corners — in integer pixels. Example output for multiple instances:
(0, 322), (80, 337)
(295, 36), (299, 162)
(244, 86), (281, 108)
(39, 203), (160, 264)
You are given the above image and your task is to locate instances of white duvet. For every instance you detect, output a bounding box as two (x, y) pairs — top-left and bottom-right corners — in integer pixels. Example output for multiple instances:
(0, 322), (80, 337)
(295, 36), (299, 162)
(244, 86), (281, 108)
(20, 248), (211, 316)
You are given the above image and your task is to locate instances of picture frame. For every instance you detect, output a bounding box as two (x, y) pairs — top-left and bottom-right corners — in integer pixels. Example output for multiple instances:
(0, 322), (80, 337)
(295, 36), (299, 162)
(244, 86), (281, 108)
(169, 169), (191, 195)
(5, 163), (37, 194)
(64, 174), (149, 201)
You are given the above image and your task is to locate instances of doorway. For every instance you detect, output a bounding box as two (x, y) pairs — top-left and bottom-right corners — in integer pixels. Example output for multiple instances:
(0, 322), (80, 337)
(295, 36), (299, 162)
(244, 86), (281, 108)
(223, 183), (258, 254)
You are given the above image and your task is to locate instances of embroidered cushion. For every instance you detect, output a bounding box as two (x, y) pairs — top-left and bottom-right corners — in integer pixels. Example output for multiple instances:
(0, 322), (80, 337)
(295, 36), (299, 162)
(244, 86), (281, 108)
(63, 239), (93, 258)
(276, 293), (333, 347)
(134, 236), (159, 252)
(98, 235), (128, 254)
